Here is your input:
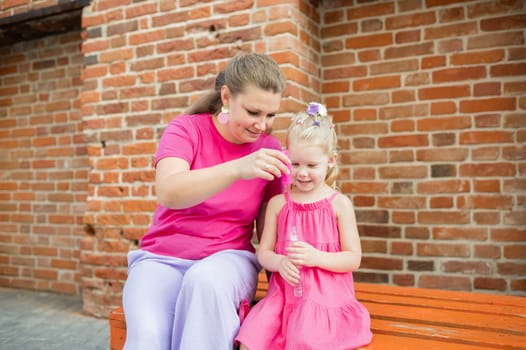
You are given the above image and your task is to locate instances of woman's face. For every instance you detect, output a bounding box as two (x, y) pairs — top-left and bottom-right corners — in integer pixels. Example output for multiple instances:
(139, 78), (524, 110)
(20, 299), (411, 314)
(219, 84), (282, 144)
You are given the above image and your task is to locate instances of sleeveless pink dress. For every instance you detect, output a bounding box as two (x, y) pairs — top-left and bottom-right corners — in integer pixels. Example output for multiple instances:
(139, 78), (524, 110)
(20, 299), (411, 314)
(236, 192), (372, 350)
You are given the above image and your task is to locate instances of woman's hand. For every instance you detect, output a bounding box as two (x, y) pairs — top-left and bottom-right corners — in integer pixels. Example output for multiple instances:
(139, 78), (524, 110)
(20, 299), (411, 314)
(234, 148), (290, 181)
(277, 255), (301, 286)
(286, 241), (320, 268)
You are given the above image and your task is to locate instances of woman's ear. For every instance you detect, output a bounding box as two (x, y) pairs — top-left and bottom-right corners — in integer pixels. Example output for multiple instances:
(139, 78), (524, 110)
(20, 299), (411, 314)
(220, 85), (230, 105)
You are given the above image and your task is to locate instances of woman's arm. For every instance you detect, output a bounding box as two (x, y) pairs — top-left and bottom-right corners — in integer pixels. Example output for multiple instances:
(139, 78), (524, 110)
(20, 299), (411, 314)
(287, 194), (362, 273)
(156, 148), (290, 209)
(255, 201), (268, 242)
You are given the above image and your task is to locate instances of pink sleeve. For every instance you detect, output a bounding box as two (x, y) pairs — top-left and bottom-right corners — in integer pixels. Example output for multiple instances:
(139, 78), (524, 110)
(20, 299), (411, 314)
(155, 116), (195, 167)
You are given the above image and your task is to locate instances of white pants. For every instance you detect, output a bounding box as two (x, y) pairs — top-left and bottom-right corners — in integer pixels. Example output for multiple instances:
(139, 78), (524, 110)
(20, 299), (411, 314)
(122, 249), (260, 350)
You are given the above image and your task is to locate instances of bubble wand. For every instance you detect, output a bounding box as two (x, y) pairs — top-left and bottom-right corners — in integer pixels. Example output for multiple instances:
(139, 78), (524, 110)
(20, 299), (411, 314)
(281, 150), (303, 297)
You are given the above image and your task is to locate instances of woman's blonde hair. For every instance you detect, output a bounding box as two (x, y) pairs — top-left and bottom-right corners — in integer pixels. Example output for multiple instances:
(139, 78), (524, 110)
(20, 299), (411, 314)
(286, 103), (339, 188)
(187, 52), (286, 115)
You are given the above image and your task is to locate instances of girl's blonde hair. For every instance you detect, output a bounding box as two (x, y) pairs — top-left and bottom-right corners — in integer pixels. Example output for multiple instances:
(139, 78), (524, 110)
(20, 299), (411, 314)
(286, 103), (339, 188)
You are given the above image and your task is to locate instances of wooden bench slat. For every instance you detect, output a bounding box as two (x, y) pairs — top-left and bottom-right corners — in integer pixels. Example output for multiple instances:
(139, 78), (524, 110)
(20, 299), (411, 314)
(356, 282), (525, 306)
(357, 291), (526, 318)
(369, 318), (526, 349)
(359, 333), (498, 350)
(363, 302), (526, 334)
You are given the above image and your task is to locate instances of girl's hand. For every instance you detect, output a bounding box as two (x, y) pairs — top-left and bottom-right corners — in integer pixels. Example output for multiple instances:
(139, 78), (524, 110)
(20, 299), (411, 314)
(286, 241), (320, 268)
(235, 148), (290, 181)
(277, 255), (301, 286)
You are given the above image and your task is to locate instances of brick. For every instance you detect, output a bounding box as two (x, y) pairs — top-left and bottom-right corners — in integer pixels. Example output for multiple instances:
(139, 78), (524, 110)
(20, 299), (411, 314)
(503, 245), (526, 259)
(386, 12), (436, 30)
(474, 277), (507, 291)
(359, 225), (401, 238)
(451, 49), (504, 65)
(418, 211), (470, 224)
(457, 195), (513, 209)
(379, 104), (427, 119)
(385, 42), (434, 59)
(474, 244), (501, 259)
(378, 196), (426, 209)
(497, 262), (526, 276)
(460, 131), (514, 144)
(361, 257), (403, 270)
(379, 165), (427, 179)
(346, 33), (393, 49)
(353, 76), (400, 91)
(321, 22), (358, 38)
(392, 211), (415, 224)
(392, 274), (414, 286)
(391, 241), (413, 255)
(474, 179), (500, 193)
(418, 275), (471, 290)
(430, 101), (457, 115)
(432, 66), (486, 82)
(460, 163), (515, 177)
(407, 260), (434, 271)
(511, 279), (526, 292)
(378, 134), (428, 148)
(491, 63), (526, 77)
(443, 261), (491, 274)
(395, 30), (420, 44)
(391, 119), (414, 132)
(422, 55), (446, 69)
(406, 227), (430, 240)
(480, 14), (526, 31)
(425, 21), (477, 39)
(433, 227), (487, 241)
(473, 212), (500, 225)
(419, 85), (470, 100)
(417, 148), (468, 162)
(348, 2), (394, 20)
(468, 31), (524, 49)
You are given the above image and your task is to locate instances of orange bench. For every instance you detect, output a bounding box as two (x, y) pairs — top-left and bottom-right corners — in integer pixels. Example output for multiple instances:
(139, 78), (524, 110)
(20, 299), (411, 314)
(110, 270), (526, 350)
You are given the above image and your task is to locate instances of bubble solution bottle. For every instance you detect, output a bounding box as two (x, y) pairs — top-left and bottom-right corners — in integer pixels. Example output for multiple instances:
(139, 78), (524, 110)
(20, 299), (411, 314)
(281, 150), (303, 297)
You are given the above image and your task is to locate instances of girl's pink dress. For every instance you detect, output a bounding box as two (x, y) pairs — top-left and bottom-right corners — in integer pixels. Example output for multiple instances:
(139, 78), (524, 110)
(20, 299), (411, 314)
(236, 192), (373, 350)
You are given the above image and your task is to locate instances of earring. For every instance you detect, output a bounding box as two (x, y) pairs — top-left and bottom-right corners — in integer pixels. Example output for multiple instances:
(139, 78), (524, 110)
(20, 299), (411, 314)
(217, 105), (229, 124)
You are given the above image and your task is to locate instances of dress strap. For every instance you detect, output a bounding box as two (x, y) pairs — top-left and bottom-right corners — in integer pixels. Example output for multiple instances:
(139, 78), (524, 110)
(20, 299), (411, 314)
(328, 192), (339, 202)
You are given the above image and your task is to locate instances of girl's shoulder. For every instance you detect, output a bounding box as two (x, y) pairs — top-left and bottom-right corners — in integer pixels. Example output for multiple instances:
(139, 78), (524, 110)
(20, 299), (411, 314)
(330, 191), (354, 213)
(268, 193), (286, 211)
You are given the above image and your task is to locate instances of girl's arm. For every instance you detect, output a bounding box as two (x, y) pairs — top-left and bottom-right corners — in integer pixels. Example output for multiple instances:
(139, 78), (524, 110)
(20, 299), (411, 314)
(287, 193), (362, 273)
(257, 195), (301, 286)
(156, 149), (290, 209)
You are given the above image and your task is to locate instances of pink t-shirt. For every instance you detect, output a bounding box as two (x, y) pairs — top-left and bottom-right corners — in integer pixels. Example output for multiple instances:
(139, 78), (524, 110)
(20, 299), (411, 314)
(140, 113), (283, 260)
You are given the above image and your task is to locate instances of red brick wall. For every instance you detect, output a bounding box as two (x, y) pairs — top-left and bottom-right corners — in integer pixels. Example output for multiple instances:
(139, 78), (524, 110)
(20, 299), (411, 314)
(1, 0), (525, 317)
(321, 0), (526, 293)
(0, 30), (86, 294)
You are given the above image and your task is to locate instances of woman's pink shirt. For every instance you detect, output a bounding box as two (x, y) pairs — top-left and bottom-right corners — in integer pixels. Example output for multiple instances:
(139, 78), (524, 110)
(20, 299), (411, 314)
(140, 113), (282, 260)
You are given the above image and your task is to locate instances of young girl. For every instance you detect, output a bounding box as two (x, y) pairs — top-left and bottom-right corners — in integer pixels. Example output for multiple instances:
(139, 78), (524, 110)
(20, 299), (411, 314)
(236, 102), (373, 349)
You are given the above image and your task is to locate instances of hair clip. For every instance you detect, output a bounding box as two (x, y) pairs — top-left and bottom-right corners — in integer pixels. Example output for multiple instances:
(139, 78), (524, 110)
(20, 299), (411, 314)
(306, 102), (327, 126)
(307, 102), (327, 118)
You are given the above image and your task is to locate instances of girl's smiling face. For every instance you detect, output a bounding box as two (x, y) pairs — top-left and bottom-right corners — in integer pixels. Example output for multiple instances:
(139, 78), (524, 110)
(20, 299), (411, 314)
(288, 139), (336, 193)
(218, 84), (281, 144)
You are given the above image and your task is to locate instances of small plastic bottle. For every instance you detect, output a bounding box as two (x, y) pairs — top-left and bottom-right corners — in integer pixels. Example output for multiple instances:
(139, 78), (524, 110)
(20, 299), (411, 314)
(289, 226), (303, 297)
(281, 150), (302, 297)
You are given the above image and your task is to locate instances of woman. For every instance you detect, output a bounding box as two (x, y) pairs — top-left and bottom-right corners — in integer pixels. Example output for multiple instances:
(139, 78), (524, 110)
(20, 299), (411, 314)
(122, 52), (289, 350)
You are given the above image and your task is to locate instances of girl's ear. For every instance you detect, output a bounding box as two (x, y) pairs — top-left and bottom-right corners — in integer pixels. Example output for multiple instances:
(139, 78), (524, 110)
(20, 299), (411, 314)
(328, 151), (338, 168)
